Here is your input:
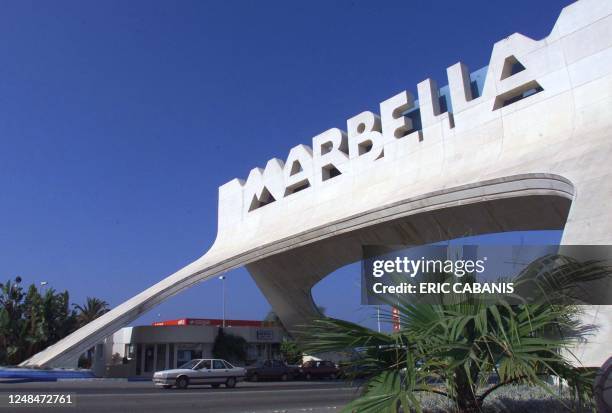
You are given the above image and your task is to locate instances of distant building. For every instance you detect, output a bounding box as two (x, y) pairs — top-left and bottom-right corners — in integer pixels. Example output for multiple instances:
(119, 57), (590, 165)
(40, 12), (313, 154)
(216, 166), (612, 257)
(98, 318), (286, 378)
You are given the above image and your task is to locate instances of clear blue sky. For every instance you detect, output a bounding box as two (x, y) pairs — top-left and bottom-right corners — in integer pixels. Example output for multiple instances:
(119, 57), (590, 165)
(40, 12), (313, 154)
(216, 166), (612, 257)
(0, 0), (571, 329)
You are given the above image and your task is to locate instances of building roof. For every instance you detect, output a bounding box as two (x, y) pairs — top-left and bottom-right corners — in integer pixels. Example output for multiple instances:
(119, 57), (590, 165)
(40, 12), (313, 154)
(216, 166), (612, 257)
(151, 318), (277, 328)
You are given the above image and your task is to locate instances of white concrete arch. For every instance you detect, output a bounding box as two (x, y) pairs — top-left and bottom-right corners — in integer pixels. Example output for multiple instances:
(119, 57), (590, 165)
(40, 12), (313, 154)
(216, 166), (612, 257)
(21, 0), (612, 368)
(22, 174), (573, 368)
(247, 174), (575, 330)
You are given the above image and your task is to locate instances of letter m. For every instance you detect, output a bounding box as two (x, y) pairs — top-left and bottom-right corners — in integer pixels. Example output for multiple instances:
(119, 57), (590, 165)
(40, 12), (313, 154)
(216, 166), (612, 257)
(243, 158), (285, 213)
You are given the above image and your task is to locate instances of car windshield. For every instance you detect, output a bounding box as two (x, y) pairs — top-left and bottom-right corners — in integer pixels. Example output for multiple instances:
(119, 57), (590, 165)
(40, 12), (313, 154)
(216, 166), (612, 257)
(178, 359), (201, 369)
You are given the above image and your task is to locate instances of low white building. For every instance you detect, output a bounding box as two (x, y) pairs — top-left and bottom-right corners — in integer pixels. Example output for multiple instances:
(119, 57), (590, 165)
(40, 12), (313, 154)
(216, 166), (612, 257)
(97, 318), (286, 378)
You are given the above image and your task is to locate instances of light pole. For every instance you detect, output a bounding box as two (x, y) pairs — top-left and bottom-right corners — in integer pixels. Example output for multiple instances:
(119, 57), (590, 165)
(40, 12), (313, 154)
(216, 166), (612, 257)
(219, 275), (226, 328)
(40, 281), (48, 295)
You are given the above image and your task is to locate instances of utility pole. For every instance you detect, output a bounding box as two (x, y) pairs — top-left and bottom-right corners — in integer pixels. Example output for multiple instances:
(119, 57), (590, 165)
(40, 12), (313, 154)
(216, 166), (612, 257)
(219, 275), (226, 328)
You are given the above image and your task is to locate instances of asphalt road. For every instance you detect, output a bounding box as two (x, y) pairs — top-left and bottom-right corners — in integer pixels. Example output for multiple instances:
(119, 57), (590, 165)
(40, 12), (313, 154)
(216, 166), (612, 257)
(0, 380), (359, 413)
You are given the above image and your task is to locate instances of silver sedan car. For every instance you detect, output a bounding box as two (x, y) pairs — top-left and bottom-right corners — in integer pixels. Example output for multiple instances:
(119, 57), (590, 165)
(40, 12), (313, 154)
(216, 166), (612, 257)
(153, 358), (246, 389)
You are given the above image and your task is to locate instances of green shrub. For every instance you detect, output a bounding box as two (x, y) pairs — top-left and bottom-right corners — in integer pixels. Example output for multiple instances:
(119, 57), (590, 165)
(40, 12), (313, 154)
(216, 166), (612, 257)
(212, 328), (247, 364)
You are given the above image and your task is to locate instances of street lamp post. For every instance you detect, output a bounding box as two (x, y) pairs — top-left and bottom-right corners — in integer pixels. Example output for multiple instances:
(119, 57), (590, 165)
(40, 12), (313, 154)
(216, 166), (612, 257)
(40, 281), (48, 295)
(219, 275), (226, 328)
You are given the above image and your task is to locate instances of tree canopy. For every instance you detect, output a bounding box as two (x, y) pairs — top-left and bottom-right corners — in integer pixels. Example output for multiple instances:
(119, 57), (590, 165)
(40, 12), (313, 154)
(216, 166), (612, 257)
(0, 277), (109, 366)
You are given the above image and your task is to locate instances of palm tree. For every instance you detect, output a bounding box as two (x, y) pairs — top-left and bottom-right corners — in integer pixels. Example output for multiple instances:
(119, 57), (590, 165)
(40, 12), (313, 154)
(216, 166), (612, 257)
(73, 297), (110, 368)
(73, 297), (109, 327)
(0, 277), (26, 364)
(300, 255), (611, 413)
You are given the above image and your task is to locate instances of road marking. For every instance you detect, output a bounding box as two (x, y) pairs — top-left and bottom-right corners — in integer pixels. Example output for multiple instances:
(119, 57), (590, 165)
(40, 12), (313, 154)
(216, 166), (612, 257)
(69, 387), (357, 398)
(244, 407), (340, 413)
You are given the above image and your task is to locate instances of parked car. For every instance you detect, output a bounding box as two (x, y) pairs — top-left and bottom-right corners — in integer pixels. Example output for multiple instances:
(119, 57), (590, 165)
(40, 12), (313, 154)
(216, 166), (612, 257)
(299, 360), (340, 380)
(152, 358), (246, 389)
(245, 359), (299, 381)
(338, 361), (370, 380)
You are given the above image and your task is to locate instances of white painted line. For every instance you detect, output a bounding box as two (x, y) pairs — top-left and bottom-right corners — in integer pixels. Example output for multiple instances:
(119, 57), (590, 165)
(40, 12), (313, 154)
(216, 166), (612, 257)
(73, 387), (356, 398)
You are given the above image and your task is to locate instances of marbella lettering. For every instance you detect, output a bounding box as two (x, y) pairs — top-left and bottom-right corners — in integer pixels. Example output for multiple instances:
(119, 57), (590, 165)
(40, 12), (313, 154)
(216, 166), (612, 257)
(241, 89), (418, 213)
(231, 40), (544, 216)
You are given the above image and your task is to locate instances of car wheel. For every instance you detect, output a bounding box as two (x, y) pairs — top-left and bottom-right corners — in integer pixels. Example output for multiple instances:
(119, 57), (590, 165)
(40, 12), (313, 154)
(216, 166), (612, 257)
(251, 373), (258, 382)
(162, 385), (172, 389)
(175, 376), (189, 390)
(281, 373), (288, 381)
(226, 377), (236, 388)
(330, 373), (337, 380)
(305, 373), (312, 381)
(211, 384), (220, 388)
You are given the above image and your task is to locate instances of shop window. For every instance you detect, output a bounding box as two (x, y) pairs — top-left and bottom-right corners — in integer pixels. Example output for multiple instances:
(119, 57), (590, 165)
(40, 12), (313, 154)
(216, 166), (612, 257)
(135, 344), (142, 375)
(156, 344), (166, 372)
(144, 345), (154, 373)
(168, 344), (175, 369)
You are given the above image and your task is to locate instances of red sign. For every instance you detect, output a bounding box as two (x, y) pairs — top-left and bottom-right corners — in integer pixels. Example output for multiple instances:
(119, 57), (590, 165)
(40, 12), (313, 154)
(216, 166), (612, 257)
(392, 307), (400, 332)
